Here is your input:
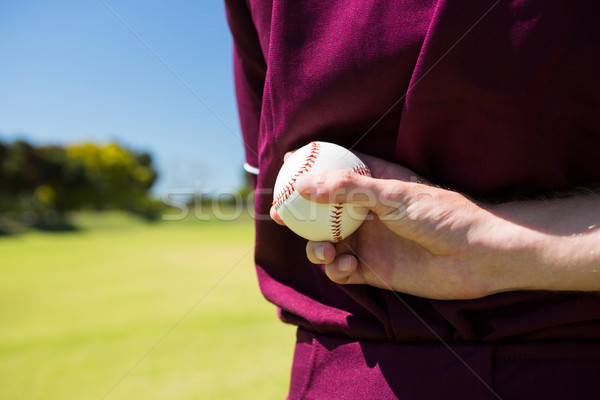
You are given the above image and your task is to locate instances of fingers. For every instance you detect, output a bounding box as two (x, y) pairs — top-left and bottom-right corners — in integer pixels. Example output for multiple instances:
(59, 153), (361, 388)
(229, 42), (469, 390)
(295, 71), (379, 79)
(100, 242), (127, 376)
(306, 241), (336, 264)
(324, 255), (365, 285)
(284, 151), (295, 162)
(294, 170), (408, 216)
(306, 242), (366, 285)
(270, 206), (285, 225)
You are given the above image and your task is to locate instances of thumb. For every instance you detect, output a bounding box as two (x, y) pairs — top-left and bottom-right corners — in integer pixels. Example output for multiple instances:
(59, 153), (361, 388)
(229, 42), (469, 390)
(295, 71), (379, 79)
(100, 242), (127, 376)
(294, 170), (412, 217)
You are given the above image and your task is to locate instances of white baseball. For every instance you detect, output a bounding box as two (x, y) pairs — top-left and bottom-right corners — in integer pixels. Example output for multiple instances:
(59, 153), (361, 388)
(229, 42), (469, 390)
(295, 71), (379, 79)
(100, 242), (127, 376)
(272, 141), (371, 242)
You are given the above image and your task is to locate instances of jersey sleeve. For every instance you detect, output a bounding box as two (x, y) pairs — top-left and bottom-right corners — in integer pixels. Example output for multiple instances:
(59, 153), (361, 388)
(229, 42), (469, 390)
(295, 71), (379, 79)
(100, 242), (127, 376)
(225, 0), (267, 180)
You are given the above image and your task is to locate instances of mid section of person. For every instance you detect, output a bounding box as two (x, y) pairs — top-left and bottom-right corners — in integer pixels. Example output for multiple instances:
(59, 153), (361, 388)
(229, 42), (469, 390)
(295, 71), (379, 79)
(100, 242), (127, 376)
(225, 1), (600, 398)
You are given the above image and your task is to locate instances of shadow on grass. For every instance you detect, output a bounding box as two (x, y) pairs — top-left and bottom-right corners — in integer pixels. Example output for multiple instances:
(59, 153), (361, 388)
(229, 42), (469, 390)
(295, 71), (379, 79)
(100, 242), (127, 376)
(31, 221), (80, 232)
(0, 214), (82, 236)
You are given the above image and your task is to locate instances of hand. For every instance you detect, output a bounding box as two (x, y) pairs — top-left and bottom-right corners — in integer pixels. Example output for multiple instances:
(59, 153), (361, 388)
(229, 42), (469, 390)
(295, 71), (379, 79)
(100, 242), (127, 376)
(270, 152), (502, 299)
(271, 151), (600, 300)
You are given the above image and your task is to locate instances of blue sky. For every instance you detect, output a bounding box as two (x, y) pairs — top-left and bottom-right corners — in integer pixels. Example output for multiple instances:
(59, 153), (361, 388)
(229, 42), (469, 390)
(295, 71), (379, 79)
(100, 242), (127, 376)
(0, 1), (245, 196)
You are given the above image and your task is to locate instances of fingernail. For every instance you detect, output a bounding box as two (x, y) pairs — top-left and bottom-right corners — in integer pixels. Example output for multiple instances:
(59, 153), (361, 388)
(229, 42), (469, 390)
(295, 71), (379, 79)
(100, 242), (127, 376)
(295, 174), (317, 195)
(339, 256), (354, 272)
(315, 245), (325, 262)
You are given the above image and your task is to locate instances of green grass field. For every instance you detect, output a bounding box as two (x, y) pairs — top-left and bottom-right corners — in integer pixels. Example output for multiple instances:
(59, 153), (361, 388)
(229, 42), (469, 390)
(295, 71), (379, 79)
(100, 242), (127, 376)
(0, 211), (296, 399)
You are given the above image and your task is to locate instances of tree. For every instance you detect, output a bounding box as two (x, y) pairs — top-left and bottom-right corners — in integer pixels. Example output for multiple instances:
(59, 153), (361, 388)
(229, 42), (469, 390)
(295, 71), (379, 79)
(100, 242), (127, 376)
(0, 139), (161, 229)
(66, 142), (157, 210)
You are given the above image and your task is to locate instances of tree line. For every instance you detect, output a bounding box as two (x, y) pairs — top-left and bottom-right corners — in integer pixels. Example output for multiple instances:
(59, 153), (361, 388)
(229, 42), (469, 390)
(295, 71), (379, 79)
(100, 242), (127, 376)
(0, 139), (160, 230)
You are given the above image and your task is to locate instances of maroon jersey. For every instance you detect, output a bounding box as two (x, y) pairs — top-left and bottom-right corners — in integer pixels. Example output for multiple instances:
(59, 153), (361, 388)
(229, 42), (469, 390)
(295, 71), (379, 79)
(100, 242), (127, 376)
(226, 1), (600, 398)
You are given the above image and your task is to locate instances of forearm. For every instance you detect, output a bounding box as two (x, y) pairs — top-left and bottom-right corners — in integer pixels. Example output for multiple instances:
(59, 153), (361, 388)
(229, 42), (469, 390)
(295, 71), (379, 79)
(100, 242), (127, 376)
(483, 192), (600, 294)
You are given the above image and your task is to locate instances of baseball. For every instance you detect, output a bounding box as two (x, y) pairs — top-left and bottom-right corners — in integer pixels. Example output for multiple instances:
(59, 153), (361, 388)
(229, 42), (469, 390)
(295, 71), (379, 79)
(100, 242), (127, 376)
(272, 141), (371, 242)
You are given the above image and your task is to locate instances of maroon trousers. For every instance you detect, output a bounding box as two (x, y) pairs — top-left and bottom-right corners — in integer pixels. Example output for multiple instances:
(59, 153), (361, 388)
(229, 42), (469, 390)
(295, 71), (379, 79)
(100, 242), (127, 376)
(289, 328), (600, 399)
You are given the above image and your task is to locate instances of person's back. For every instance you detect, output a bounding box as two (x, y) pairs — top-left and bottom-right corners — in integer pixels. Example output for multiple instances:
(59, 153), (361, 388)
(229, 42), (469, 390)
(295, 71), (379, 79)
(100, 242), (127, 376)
(226, 1), (600, 398)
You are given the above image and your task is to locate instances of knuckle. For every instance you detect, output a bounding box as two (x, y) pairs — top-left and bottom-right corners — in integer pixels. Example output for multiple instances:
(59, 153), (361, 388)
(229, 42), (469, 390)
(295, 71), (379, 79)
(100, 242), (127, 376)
(380, 182), (405, 203)
(327, 170), (354, 192)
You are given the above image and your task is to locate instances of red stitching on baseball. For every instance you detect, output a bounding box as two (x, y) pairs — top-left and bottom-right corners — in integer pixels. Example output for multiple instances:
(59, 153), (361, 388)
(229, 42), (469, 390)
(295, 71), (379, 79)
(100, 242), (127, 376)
(273, 141), (321, 209)
(327, 165), (369, 242)
(329, 203), (344, 242)
(352, 163), (371, 177)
